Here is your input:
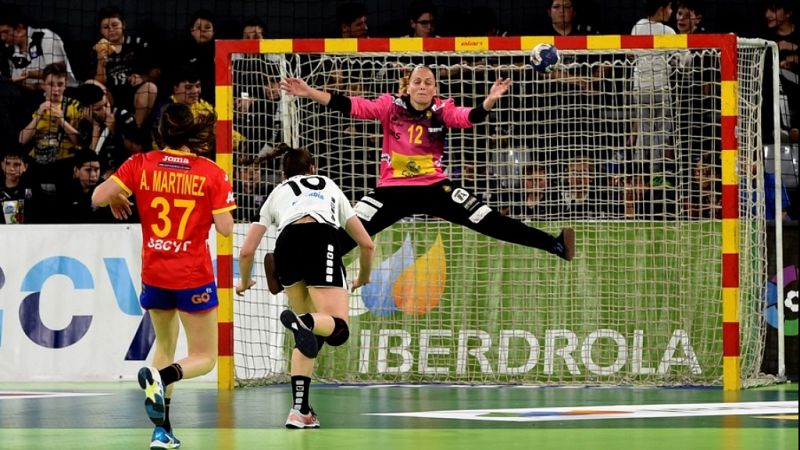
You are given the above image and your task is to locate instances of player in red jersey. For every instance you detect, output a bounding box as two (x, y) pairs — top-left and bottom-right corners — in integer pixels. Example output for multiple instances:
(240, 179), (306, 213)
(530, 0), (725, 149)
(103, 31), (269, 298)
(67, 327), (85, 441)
(92, 103), (235, 449)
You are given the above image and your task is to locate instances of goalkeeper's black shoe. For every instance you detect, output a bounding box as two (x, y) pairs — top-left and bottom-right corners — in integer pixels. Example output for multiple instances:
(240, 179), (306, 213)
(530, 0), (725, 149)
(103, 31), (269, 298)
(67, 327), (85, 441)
(553, 227), (575, 261)
(280, 310), (319, 358)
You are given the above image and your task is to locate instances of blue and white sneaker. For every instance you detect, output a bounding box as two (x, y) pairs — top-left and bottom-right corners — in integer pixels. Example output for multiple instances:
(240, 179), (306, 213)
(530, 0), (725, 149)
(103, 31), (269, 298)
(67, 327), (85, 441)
(150, 426), (181, 449)
(137, 366), (165, 426)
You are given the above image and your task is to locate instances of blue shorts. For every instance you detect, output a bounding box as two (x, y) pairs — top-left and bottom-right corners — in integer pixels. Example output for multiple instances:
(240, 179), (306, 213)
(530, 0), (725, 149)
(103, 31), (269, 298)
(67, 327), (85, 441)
(140, 282), (219, 312)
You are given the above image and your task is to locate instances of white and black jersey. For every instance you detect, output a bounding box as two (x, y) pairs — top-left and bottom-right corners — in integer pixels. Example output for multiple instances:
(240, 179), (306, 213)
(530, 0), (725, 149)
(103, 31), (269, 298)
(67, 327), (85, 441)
(259, 174), (355, 289)
(258, 174), (356, 237)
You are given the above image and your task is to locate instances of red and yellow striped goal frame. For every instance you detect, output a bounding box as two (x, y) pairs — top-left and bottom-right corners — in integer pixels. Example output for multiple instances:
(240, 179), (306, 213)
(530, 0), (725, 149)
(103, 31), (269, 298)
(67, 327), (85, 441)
(214, 34), (742, 390)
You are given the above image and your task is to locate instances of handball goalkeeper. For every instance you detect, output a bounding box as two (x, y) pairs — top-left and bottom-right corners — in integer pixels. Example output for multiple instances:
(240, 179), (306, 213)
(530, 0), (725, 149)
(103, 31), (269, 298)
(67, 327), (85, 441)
(273, 65), (573, 291)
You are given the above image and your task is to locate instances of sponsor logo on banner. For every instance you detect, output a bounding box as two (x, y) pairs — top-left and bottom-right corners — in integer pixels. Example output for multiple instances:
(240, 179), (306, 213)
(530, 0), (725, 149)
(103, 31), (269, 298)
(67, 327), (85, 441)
(356, 328), (701, 377)
(358, 234), (446, 317)
(764, 265), (799, 336)
(0, 224), (248, 381)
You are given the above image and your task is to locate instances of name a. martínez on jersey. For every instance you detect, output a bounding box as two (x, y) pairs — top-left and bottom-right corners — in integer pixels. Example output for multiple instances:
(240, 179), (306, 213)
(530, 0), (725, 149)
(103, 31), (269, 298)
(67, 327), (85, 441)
(139, 170), (206, 196)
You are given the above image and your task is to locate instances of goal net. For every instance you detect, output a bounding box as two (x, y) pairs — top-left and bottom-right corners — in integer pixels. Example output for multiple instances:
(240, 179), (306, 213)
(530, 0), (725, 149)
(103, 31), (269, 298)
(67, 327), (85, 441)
(219, 36), (775, 387)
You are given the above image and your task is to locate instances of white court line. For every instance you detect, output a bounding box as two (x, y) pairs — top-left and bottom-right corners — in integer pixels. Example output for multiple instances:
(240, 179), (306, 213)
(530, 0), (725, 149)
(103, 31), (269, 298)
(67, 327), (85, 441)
(0, 391), (110, 401)
(367, 401), (799, 422)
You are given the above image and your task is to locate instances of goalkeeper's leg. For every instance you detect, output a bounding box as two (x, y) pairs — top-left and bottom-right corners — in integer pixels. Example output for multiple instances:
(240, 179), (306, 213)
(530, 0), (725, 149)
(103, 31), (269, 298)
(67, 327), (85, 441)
(425, 180), (575, 261)
(337, 187), (413, 254)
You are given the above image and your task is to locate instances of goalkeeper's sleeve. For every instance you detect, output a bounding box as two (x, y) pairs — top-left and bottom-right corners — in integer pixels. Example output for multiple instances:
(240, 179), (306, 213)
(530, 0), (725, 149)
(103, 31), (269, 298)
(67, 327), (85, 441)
(326, 93), (352, 115)
(468, 103), (489, 123)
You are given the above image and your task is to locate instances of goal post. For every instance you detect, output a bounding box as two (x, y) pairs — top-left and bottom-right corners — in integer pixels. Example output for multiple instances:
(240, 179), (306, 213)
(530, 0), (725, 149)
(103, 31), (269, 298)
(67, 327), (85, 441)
(214, 35), (780, 390)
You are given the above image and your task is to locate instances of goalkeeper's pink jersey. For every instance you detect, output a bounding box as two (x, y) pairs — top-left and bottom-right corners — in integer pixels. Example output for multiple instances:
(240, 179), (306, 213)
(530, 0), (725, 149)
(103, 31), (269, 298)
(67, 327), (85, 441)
(349, 94), (475, 187)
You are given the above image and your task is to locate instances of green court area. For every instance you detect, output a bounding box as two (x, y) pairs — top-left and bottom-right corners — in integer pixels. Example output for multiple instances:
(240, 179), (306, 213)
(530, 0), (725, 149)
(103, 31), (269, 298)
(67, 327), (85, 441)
(0, 383), (796, 450)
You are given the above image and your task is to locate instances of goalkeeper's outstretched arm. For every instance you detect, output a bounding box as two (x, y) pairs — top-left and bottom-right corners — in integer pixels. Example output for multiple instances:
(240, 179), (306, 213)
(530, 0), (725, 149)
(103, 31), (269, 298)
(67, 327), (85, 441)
(481, 78), (512, 111)
(280, 78), (331, 105)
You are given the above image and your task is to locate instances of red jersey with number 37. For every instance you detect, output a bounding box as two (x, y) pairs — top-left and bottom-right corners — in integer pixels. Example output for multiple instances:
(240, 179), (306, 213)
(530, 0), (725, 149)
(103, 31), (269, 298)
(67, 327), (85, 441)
(111, 149), (236, 289)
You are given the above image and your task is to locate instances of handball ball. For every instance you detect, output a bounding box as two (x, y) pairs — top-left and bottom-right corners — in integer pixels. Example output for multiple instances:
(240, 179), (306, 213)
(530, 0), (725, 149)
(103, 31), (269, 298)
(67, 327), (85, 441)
(530, 43), (560, 73)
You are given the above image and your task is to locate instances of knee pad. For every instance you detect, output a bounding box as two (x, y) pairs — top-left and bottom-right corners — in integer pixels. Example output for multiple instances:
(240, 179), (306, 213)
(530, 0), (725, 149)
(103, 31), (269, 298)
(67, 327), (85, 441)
(354, 195), (381, 221)
(325, 318), (350, 347)
(299, 313), (315, 329)
(315, 335), (326, 351)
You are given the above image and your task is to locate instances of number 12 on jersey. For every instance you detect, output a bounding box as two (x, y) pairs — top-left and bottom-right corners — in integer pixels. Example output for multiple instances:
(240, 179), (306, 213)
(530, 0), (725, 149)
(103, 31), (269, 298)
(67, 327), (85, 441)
(408, 124), (423, 144)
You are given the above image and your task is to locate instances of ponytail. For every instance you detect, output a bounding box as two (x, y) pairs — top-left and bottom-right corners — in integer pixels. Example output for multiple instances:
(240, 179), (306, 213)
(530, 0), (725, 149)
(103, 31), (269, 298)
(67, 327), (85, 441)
(156, 103), (217, 154)
(248, 143), (314, 178)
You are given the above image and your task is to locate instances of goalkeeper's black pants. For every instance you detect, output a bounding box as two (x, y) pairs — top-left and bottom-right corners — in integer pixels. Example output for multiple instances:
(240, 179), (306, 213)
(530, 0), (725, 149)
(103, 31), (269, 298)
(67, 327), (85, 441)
(337, 179), (559, 255)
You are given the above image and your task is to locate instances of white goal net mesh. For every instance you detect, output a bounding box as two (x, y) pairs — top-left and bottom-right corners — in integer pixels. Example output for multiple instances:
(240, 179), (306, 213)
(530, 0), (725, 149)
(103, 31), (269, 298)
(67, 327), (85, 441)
(227, 38), (770, 386)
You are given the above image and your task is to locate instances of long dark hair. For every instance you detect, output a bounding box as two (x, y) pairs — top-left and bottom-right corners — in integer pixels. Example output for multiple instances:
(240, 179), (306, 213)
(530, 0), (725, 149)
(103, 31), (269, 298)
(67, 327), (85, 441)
(156, 103), (216, 152)
(251, 143), (315, 178)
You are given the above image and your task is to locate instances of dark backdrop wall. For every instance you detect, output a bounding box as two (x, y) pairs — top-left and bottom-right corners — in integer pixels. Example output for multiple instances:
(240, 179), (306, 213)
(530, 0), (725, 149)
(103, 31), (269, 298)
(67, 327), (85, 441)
(3, 0), (774, 67)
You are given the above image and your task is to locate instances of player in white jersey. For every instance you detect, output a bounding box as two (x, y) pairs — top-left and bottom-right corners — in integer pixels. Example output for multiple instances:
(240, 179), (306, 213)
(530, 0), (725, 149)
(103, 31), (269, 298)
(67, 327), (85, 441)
(236, 143), (374, 429)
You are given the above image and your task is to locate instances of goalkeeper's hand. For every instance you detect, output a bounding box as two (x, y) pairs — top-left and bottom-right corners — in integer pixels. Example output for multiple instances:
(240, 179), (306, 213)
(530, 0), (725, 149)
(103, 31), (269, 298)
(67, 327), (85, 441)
(488, 77), (512, 100)
(279, 77), (312, 98)
(482, 78), (512, 111)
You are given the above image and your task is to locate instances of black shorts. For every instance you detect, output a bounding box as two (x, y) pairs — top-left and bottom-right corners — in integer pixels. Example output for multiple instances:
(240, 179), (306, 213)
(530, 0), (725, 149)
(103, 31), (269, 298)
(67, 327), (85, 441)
(274, 222), (347, 289)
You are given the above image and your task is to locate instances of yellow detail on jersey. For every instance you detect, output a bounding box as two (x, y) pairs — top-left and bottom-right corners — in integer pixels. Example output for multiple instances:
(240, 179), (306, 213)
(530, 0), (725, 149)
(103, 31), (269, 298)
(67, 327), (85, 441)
(391, 152), (435, 178)
(150, 170), (207, 196)
(149, 196), (197, 239)
(407, 124), (423, 144)
(139, 170), (150, 190)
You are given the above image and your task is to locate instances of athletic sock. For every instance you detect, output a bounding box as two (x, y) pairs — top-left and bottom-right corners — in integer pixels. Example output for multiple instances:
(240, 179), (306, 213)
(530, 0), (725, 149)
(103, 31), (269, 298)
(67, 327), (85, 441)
(163, 398), (172, 433)
(159, 363), (184, 387)
(291, 375), (311, 414)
